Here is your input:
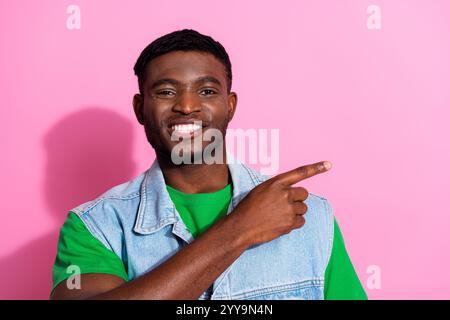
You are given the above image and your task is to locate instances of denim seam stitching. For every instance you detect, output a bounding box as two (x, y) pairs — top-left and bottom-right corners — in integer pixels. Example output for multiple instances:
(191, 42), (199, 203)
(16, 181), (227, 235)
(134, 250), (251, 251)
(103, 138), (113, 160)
(323, 199), (334, 275)
(242, 165), (260, 186)
(135, 218), (178, 234)
(135, 170), (149, 231)
(77, 212), (113, 251)
(102, 192), (141, 200)
(215, 280), (325, 300)
(73, 192), (141, 219)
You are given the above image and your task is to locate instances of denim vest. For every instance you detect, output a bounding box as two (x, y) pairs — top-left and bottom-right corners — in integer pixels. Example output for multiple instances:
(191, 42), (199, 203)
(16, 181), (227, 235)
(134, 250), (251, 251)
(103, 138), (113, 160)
(71, 153), (334, 300)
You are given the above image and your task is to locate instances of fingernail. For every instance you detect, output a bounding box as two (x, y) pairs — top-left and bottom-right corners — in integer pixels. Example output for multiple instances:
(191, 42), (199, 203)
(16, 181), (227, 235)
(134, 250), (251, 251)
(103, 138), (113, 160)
(323, 161), (332, 170)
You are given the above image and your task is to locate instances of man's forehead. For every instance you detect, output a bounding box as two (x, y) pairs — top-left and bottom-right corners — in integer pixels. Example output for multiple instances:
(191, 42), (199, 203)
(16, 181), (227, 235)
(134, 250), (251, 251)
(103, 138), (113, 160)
(145, 51), (227, 84)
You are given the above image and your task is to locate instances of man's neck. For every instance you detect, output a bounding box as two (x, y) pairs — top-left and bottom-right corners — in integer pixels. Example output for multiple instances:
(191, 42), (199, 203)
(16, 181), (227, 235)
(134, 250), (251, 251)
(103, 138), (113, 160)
(156, 152), (230, 194)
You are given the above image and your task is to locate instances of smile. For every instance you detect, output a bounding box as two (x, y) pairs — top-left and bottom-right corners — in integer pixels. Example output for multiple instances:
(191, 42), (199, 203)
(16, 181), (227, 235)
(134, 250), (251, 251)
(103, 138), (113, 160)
(171, 123), (202, 133)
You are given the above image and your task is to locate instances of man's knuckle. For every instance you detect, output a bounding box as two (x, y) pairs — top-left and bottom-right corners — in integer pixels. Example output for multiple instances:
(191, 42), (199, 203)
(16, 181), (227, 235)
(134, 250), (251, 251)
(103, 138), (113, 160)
(298, 187), (309, 200)
(302, 203), (308, 214)
(296, 167), (307, 177)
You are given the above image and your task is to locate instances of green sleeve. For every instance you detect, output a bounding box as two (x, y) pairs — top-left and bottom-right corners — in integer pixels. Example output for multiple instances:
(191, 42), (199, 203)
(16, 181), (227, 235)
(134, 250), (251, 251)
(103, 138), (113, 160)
(51, 211), (128, 294)
(324, 218), (368, 300)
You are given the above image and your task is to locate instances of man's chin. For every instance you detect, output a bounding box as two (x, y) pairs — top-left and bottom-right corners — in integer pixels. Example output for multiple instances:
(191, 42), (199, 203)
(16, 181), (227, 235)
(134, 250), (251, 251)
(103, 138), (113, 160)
(157, 137), (225, 165)
(170, 150), (205, 165)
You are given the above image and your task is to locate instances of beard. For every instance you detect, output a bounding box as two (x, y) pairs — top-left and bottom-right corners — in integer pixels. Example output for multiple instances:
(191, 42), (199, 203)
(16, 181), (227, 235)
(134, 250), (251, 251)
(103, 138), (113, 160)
(143, 113), (230, 165)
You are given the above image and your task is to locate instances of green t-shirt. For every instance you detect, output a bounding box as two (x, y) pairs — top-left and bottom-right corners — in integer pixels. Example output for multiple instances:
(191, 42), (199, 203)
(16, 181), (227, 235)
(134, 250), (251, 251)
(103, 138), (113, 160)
(52, 184), (367, 299)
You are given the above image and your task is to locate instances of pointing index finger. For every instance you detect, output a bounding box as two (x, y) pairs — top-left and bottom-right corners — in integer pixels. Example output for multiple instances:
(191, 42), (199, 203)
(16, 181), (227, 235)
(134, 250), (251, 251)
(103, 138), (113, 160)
(275, 161), (332, 186)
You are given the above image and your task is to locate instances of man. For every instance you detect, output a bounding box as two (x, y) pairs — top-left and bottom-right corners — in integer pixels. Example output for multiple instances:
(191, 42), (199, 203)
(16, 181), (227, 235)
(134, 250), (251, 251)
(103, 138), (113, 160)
(51, 29), (367, 300)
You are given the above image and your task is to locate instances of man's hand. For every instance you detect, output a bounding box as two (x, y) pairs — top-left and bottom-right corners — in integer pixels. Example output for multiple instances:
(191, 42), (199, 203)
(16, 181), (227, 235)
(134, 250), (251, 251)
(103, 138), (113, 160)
(229, 161), (332, 247)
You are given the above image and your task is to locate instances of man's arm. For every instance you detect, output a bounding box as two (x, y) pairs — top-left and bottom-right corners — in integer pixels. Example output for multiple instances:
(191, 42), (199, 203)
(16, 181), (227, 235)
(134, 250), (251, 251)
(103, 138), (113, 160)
(51, 212), (248, 300)
(51, 161), (331, 300)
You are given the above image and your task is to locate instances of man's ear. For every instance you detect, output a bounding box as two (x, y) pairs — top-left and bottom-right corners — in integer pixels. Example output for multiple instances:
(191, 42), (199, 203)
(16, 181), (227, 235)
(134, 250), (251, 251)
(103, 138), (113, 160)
(133, 94), (145, 125)
(227, 92), (238, 122)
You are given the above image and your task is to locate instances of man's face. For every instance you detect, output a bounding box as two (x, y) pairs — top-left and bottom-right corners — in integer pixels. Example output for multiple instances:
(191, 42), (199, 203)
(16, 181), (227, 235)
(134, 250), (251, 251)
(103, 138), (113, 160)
(133, 50), (237, 162)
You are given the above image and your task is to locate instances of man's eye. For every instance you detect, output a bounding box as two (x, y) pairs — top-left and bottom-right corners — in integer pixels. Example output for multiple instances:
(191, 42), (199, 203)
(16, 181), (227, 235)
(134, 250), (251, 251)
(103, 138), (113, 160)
(200, 89), (216, 96)
(157, 90), (175, 96)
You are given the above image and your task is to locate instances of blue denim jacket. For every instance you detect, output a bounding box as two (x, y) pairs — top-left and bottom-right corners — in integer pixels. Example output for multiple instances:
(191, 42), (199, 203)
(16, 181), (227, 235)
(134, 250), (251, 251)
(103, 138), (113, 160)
(71, 153), (334, 300)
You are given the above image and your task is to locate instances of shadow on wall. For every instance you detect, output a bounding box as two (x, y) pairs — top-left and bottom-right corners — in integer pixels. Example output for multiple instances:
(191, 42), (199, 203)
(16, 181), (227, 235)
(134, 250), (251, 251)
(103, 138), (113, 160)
(0, 107), (138, 299)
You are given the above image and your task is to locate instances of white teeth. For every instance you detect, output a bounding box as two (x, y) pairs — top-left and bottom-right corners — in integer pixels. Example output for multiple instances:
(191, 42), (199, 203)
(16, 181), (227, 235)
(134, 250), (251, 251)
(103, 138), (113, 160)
(171, 124), (202, 133)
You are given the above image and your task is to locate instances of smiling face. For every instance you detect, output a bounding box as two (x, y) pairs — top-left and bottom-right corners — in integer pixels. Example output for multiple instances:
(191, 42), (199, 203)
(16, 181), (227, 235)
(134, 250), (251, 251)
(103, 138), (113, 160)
(133, 50), (237, 163)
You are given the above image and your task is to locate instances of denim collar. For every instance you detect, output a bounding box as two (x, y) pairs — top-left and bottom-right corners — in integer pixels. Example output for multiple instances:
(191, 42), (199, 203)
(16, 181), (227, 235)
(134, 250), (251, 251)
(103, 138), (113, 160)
(133, 152), (265, 243)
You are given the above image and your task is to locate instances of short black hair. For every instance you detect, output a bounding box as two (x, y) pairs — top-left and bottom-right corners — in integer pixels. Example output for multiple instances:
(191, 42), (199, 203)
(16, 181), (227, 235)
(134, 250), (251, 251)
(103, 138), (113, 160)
(133, 29), (232, 95)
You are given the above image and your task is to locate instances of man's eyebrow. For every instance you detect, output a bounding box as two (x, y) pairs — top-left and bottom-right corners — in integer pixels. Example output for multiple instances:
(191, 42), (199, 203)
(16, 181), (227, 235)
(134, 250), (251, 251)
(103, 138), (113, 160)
(151, 78), (179, 89)
(193, 76), (222, 86)
(150, 76), (223, 89)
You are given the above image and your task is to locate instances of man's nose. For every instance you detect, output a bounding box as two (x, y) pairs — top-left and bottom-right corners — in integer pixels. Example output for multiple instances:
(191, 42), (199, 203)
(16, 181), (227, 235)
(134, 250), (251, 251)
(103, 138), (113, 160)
(172, 91), (201, 114)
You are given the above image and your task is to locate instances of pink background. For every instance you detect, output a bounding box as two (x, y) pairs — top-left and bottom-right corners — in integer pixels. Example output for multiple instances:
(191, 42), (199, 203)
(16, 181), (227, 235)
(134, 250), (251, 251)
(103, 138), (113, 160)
(1, 0), (449, 299)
